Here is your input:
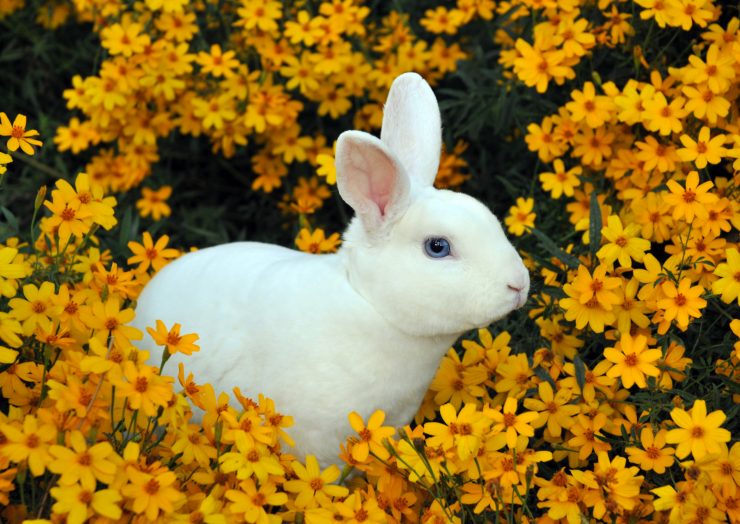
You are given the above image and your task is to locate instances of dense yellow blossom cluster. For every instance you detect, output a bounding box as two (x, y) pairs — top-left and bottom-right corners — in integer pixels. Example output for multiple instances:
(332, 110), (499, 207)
(0, 0), (739, 522)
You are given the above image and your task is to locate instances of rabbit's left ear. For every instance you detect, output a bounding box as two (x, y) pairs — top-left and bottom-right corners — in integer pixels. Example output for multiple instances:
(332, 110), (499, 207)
(335, 130), (411, 232)
(380, 72), (442, 188)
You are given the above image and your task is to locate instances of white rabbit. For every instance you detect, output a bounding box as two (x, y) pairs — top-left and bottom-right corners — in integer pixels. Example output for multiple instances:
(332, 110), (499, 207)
(133, 72), (530, 466)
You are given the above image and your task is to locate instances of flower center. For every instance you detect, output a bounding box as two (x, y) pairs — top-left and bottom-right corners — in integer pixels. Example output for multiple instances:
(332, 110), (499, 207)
(135, 376), (149, 393)
(624, 353), (638, 366)
(503, 413), (517, 427)
(674, 294), (687, 306)
(144, 478), (160, 495)
(11, 125), (24, 139)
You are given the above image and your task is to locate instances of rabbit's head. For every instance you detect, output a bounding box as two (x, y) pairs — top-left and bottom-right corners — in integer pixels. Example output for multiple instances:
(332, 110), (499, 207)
(336, 73), (530, 337)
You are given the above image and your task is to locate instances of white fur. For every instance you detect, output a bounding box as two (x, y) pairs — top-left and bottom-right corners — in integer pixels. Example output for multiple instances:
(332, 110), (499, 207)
(133, 73), (530, 466)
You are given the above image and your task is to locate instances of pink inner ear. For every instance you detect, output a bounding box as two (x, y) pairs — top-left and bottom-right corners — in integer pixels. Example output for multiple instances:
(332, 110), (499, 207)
(364, 149), (398, 217)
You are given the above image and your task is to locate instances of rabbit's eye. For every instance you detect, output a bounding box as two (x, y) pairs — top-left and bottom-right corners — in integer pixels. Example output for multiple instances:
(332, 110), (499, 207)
(424, 237), (451, 258)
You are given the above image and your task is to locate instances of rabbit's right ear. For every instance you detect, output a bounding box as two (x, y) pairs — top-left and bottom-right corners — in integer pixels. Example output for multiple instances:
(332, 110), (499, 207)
(380, 72), (442, 188)
(335, 130), (410, 232)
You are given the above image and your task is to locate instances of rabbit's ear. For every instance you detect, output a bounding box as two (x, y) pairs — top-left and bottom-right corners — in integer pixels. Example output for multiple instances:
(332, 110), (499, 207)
(336, 130), (410, 231)
(380, 72), (442, 188)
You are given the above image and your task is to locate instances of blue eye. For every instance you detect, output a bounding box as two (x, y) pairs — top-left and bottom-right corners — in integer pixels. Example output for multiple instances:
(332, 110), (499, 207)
(424, 237), (451, 258)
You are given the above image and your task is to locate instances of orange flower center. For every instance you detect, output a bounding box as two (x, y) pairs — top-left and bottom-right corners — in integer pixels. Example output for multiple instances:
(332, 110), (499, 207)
(77, 451), (92, 466)
(674, 294), (687, 306)
(105, 318), (119, 331)
(734, 271), (740, 282)
(135, 376), (149, 393)
(354, 509), (368, 522)
(615, 236), (627, 247)
(660, 106), (672, 117)
(691, 426), (704, 438)
(167, 332), (181, 346)
(696, 142), (707, 154)
(61, 206), (76, 221)
(26, 434), (40, 448)
(310, 478), (324, 491)
(144, 478), (160, 495)
(503, 413), (517, 427)
(190, 511), (205, 524)
(645, 445), (661, 459)
(11, 125), (24, 139)
(682, 190), (696, 203)
(31, 301), (47, 314)
(591, 279), (603, 292)
(247, 450), (260, 462)
(146, 248), (158, 260)
(624, 353), (638, 366)
(78, 489), (93, 504)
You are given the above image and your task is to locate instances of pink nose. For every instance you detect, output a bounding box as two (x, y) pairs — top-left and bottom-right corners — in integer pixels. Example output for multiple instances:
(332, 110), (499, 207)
(507, 284), (523, 293)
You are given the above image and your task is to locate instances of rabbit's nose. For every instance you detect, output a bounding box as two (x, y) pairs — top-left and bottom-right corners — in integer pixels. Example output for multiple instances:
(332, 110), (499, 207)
(507, 284), (523, 293)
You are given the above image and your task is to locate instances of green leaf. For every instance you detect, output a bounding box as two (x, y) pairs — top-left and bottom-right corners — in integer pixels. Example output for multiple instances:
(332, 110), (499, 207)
(574, 354), (587, 395)
(589, 191), (602, 256)
(531, 228), (580, 269)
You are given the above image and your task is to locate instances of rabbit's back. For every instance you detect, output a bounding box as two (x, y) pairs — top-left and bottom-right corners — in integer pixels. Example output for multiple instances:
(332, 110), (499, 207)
(133, 241), (449, 464)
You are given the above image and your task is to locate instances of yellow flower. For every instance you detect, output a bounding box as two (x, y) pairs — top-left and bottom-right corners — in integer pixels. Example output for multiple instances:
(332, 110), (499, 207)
(568, 413), (611, 460)
(420, 6), (465, 34)
(677, 126), (729, 168)
(113, 361), (173, 417)
(513, 40), (574, 94)
(571, 126), (614, 167)
(348, 410), (396, 463)
(625, 427), (675, 474)
(121, 468), (184, 520)
(665, 399), (731, 459)
(127, 231), (180, 273)
(604, 333), (661, 388)
(193, 94), (238, 131)
(0, 414), (57, 476)
(684, 44), (735, 94)
(169, 424), (216, 466)
(9, 281), (61, 336)
(284, 455), (349, 509)
(0, 113), (43, 155)
(565, 82), (615, 129)
(136, 186), (172, 220)
(315, 153), (336, 185)
(682, 83), (730, 123)
(657, 277), (707, 331)
(642, 92), (687, 136)
(195, 44), (239, 78)
(712, 247), (740, 305)
(146, 319), (200, 356)
(218, 431), (284, 482)
(295, 228), (341, 254)
(539, 159), (581, 199)
(225, 479), (287, 524)
(424, 403), (490, 459)
(635, 0), (675, 27)
(79, 297), (141, 344)
(597, 215), (651, 268)
(523, 381), (578, 438)
(99, 21), (150, 57)
(50, 482), (122, 524)
(48, 431), (118, 489)
(0, 151), (12, 174)
(664, 170), (718, 222)
(525, 117), (567, 162)
(504, 197), (535, 236)
(0, 246), (29, 298)
(487, 397), (539, 449)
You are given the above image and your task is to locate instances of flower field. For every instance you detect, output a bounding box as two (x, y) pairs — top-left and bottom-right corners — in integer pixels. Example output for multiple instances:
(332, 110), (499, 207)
(1, 0), (739, 522)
